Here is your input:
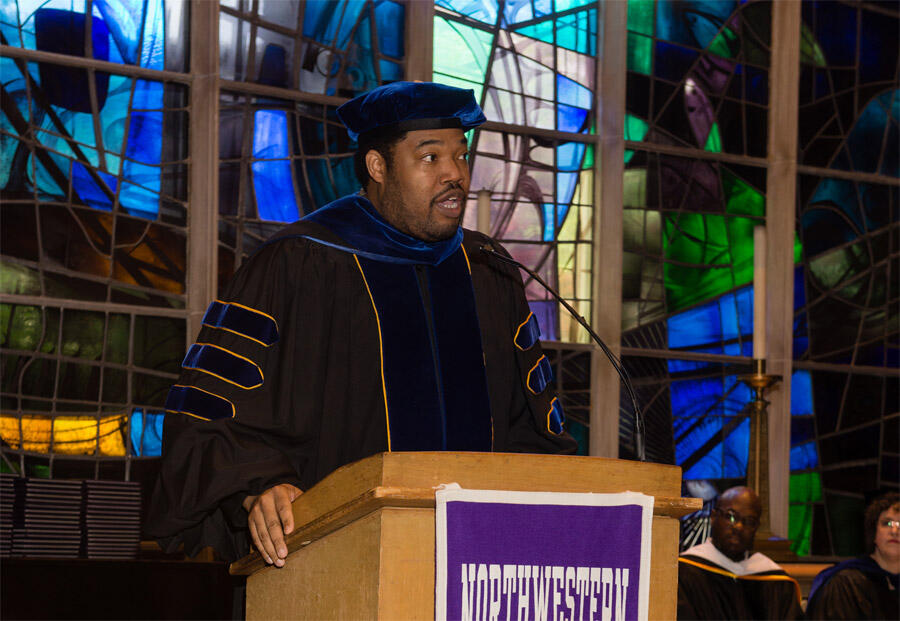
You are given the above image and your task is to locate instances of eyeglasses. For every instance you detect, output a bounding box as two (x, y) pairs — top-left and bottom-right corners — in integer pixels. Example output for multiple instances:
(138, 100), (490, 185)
(715, 508), (760, 529)
(880, 519), (900, 529)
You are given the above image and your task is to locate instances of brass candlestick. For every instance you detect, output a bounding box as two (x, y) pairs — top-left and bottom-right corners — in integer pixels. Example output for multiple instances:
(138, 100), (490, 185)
(737, 358), (780, 539)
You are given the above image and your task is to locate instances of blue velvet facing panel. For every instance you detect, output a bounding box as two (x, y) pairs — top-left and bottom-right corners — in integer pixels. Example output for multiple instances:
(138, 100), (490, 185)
(357, 249), (492, 452)
(34, 9), (110, 113)
(182, 343), (263, 389)
(201, 301), (279, 346)
(165, 385), (234, 421)
(527, 355), (553, 394)
(547, 397), (566, 435)
(514, 312), (541, 351)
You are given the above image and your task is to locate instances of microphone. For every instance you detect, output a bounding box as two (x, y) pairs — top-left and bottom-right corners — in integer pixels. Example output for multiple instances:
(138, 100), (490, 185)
(479, 243), (646, 462)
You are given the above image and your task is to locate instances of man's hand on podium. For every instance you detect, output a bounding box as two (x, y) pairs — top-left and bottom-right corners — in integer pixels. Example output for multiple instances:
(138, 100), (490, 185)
(242, 483), (303, 567)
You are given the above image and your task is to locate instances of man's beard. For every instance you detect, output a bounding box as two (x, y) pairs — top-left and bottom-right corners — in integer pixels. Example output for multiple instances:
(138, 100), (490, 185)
(381, 177), (463, 242)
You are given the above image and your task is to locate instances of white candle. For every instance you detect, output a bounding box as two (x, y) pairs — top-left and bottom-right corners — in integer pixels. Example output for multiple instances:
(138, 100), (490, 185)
(753, 225), (767, 360)
(476, 189), (491, 235)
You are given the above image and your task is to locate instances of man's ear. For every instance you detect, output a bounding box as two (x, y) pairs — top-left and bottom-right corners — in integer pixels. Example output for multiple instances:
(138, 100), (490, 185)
(365, 149), (387, 185)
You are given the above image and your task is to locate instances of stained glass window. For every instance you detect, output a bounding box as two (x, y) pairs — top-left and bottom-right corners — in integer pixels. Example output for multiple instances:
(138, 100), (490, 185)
(787, 0), (899, 557)
(217, 0), (409, 282)
(1, 1), (190, 477)
(436, 0), (599, 343)
(625, 0), (771, 158)
(218, 92), (357, 282)
(622, 0), (778, 474)
(219, 0), (405, 97)
(1, 0), (187, 72)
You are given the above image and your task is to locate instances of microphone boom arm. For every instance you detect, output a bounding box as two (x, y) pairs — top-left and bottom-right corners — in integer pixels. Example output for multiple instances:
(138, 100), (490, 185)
(480, 244), (646, 462)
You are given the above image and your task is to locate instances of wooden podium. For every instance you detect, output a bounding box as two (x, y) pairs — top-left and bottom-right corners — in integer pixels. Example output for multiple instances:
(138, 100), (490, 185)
(230, 452), (700, 620)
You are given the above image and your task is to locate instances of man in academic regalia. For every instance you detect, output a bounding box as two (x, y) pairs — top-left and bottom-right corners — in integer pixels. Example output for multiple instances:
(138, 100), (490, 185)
(147, 82), (577, 566)
(677, 486), (804, 620)
(806, 491), (900, 620)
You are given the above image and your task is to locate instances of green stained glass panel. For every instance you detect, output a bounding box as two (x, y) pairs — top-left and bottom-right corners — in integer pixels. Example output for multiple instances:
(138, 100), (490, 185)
(788, 502), (813, 556)
(800, 23), (827, 67)
(663, 213), (756, 312)
(721, 168), (764, 217)
(434, 17), (493, 97)
(707, 25), (738, 60)
(627, 32), (652, 75)
(703, 123), (722, 153)
(625, 114), (649, 142)
(512, 20), (554, 46)
(627, 0), (654, 36)
(789, 471), (823, 504)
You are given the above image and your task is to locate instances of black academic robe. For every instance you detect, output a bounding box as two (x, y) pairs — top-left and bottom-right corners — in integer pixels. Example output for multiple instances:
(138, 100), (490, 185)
(677, 554), (805, 620)
(147, 196), (577, 561)
(806, 556), (900, 620)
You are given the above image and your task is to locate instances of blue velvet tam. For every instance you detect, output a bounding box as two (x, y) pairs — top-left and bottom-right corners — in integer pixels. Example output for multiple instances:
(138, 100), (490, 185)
(336, 81), (486, 142)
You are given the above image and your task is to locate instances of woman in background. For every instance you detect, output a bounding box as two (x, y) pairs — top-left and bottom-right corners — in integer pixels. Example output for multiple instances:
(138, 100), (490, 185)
(806, 492), (899, 620)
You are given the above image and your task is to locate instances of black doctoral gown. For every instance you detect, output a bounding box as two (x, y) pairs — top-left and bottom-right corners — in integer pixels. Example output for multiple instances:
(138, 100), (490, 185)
(147, 195), (577, 561)
(677, 554), (805, 620)
(806, 556), (900, 620)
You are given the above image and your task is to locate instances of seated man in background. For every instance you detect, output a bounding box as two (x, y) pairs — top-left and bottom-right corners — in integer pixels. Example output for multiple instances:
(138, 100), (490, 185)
(806, 491), (899, 620)
(147, 81), (577, 567)
(677, 486), (804, 620)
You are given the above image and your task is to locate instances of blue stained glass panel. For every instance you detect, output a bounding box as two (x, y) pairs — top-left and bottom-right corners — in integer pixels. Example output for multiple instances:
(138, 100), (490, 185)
(790, 442), (818, 471)
(503, 0), (552, 26)
(130, 409), (164, 457)
(555, 0), (595, 11)
(253, 110), (290, 159)
(859, 9), (899, 84)
(667, 286), (752, 351)
(437, 0), (498, 26)
(794, 265), (807, 309)
(557, 103), (589, 133)
(809, 1), (858, 66)
(303, 0), (343, 42)
(338, 2), (368, 49)
(379, 59), (402, 82)
(556, 142), (585, 171)
(557, 172), (578, 207)
(791, 416), (816, 446)
(653, 40), (699, 84)
(375, 1), (405, 58)
(556, 10), (596, 56)
(791, 370), (814, 416)
(655, 1), (737, 52)
(680, 416), (749, 480)
(302, 157), (357, 212)
(557, 74), (592, 109)
(666, 358), (711, 374)
(71, 162), (117, 211)
(253, 160), (299, 223)
(252, 110), (299, 223)
(721, 416), (749, 478)
(845, 90), (899, 177)
(95, 0), (147, 66)
(542, 203), (555, 241)
(34, 9), (110, 113)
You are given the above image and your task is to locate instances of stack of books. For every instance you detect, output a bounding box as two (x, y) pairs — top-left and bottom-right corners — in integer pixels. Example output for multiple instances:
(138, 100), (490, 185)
(11, 478), (83, 558)
(83, 479), (141, 559)
(0, 474), (15, 557)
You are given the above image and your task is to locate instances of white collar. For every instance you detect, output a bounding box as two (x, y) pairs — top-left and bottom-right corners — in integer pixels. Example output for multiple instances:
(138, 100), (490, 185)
(681, 539), (782, 576)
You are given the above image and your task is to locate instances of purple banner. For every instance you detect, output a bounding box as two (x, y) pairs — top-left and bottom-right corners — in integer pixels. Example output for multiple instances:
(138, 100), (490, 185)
(435, 489), (653, 621)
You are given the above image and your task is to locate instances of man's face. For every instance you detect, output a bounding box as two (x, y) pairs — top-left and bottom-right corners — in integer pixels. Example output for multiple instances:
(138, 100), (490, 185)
(874, 504), (900, 560)
(374, 128), (470, 242)
(710, 492), (761, 562)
